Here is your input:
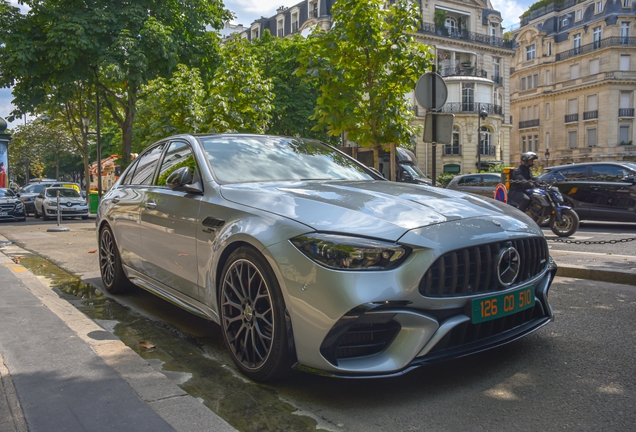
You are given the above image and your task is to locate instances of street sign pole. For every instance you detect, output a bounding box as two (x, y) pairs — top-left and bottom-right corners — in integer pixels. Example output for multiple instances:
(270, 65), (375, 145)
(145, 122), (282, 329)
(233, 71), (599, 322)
(431, 65), (437, 187)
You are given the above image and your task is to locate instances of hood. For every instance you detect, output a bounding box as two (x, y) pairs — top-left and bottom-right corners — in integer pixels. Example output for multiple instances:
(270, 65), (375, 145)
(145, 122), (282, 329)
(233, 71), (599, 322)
(220, 180), (518, 241)
(0, 198), (19, 204)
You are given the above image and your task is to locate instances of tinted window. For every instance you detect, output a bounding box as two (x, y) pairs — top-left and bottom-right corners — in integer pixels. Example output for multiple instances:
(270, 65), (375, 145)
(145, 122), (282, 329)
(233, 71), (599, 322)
(129, 144), (165, 185)
(483, 174), (501, 186)
(46, 188), (80, 198)
(548, 166), (587, 181)
(592, 165), (632, 181)
(201, 136), (372, 184)
(121, 158), (141, 186)
(458, 176), (480, 185)
(0, 188), (15, 197)
(156, 141), (200, 186)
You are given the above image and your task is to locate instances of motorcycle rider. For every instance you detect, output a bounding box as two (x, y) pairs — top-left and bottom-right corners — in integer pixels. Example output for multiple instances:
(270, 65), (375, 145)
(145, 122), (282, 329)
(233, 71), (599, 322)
(509, 151), (539, 212)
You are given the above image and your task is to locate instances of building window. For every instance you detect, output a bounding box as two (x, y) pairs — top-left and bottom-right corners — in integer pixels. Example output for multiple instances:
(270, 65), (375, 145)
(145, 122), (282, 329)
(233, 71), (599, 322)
(568, 130), (578, 148)
(526, 45), (536, 61)
(546, 70), (551, 85)
(593, 27), (602, 48)
(573, 33), (581, 52)
(521, 76), (526, 90)
(568, 98), (578, 115)
(587, 128), (597, 147)
(534, 135), (539, 152)
(620, 124), (631, 143)
(546, 42), (552, 56)
(620, 91), (632, 109)
(522, 136), (527, 152)
(546, 103), (551, 119)
(277, 19), (284, 38)
(462, 83), (474, 111)
(534, 73), (539, 88)
(480, 126), (491, 156)
(620, 55), (631, 71)
(445, 17), (458, 34)
(576, 9), (583, 20)
(562, 16), (569, 27)
(251, 28), (259, 39)
(623, 0), (630, 8)
(589, 59), (600, 75)
(309, 0), (318, 18)
(587, 95), (598, 115)
(570, 64), (580, 79)
(596, 1), (603, 13)
(493, 57), (500, 80)
(291, 13), (299, 32)
(448, 126), (461, 155)
(621, 22), (630, 44)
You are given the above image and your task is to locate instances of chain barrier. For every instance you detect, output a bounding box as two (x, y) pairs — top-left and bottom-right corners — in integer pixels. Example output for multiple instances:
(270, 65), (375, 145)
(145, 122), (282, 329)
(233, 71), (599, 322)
(551, 237), (636, 244)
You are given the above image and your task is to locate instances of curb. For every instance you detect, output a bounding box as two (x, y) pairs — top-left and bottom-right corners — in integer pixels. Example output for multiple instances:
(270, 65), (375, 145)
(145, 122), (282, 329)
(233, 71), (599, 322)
(556, 264), (636, 287)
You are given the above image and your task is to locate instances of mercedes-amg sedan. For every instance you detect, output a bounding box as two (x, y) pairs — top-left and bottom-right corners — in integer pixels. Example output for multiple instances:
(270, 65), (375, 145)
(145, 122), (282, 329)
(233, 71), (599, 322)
(97, 134), (556, 381)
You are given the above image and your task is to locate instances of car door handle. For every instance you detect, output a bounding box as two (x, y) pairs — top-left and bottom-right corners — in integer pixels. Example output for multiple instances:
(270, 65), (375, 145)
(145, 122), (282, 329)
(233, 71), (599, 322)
(111, 197), (120, 204)
(145, 199), (157, 210)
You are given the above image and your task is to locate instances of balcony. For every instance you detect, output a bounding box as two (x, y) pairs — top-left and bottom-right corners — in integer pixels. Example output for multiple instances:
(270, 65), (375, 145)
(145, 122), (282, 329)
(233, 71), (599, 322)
(479, 146), (497, 157)
(443, 144), (462, 156)
(619, 108), (635, 117)
(519, 119), (540, 129)
(565, 114), (579, 123)
(439, 66), (488, 79)
(583, 110), (598, 120)
(419, 23), (513, 49)
(492, 75), (504, 86)
(440, 102), (503, 116)
(556, 37), (636, 61)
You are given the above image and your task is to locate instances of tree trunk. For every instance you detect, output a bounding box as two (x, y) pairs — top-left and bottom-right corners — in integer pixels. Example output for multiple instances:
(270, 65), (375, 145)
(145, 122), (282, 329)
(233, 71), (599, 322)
(373, 146), (380, 171)
(83, 139), (90, 195)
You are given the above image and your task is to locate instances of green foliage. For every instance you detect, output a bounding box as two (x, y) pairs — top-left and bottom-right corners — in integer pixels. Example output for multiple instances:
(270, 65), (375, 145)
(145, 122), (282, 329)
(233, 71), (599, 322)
(503, 31), (513, 41)
(434, 10), (447, 27)
(0, 0), (231, 165)
(298, 0), (434, 166)
(436, 172), (455, 187)
(520, 0), (567, 18)
(487, 164), (507, 173)
(156, 155), (198, 186)
(620, 140), (633, 146)
(205, 35), (274, 134)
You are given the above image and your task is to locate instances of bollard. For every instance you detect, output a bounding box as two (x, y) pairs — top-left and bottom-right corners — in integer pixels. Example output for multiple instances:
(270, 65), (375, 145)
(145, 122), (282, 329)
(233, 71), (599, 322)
(47, 190), (70, 232)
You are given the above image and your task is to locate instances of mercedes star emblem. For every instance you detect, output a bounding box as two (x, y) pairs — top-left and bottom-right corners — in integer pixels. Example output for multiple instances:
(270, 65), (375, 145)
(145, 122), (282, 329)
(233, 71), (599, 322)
(497, 247), (520, 287)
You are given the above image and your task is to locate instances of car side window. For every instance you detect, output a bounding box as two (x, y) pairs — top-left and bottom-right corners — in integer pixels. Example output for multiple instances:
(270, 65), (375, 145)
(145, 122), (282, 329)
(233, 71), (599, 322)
(458, 176), (479, 185)
(483, 175), (501, 186)
(561, 166), (587, 180)
(592, 165), (629, 181)
(155, 141), (201, 186)
(120, 158), (141, 186)
(128, 144), (165, 185)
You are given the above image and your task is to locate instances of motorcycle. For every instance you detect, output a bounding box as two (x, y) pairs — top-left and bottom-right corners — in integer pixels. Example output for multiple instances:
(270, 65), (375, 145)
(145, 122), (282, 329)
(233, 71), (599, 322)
(508, 183), (580, 237)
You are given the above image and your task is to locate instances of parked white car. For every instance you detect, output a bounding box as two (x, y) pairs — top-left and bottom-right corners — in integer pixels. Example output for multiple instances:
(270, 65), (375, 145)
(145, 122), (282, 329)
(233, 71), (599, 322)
(34, 187), (88, 220)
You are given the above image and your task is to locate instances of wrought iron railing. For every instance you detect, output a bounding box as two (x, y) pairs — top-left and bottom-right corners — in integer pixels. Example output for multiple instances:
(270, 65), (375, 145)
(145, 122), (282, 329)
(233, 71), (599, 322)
(519, 119), (540, 129)
(619, 108), (635, 117)
(439, 102), (503, 116)
(556, 37), (636, 61)
(565, 114), (579, 123)
(520, 0), (576, 25)
(277, 29), (284, 38)
(309, 9), (318, 18)
(479, 146), (497, 157)
(292, 22), (299, 32)
(492, 75), (504, 86)
(443, 144), (462, 156)
(419, 23), (513, 49)
(439, 66), (488, 78)
(583, 110), (598, 120)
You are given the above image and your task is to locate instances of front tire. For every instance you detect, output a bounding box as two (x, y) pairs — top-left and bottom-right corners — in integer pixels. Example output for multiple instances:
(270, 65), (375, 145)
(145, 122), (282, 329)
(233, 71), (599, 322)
(34, 206), (40, 219)
(99, 225), (135, 294)
(219, 247), (291, 382)
(550, 208), (579, 237)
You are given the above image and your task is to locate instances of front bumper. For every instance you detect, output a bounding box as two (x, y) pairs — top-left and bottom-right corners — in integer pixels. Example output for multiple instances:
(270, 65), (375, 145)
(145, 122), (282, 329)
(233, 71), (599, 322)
(267, 217), (556, 378)
(45, 205), (88, 217)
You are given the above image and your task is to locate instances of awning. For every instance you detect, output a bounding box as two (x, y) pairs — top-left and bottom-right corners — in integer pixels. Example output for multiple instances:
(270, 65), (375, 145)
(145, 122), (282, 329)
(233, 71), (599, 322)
(435, 6), (471, 16)
(444, 164), (461, 174)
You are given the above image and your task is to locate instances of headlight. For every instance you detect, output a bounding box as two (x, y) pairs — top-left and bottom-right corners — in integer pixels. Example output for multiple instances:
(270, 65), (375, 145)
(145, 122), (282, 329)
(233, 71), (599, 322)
(290, 233), (410, 271)
(15, 202), (23, 209)
(80, 200), (87, 205)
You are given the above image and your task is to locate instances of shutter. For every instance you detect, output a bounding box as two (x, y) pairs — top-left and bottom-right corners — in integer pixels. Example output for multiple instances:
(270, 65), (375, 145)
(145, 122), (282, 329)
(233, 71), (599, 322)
(620, 55), (630, 71)
(587, 95), (598, 111)
(568, 99), (578, 114)
(620, 92), (631, 109)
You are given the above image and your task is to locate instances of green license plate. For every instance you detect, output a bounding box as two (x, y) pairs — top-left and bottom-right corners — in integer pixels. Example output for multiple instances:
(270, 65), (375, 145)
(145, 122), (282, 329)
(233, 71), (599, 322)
(471, 285), (535, 324)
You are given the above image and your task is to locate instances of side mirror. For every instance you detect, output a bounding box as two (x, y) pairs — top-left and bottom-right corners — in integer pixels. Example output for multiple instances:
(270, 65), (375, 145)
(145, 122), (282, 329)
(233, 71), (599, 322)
(402, 172), (413, 182)
(622, 175), (636, 184)
(15, 193), (20, 198)
(166, 167), (203, 194)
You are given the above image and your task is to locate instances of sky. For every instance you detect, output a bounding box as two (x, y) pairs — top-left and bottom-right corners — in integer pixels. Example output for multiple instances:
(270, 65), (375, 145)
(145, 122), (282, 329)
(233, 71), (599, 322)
(1, 0), (533, 130)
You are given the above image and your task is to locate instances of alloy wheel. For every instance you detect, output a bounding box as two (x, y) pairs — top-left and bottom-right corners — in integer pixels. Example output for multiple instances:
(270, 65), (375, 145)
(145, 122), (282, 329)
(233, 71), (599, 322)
(221, 259), (274, 371)
(100, 229), (116, 287)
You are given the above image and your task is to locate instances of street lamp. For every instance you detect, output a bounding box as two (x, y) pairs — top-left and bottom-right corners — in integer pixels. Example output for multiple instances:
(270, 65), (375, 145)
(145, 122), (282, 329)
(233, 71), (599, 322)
(477, 106), (488, 172)
(82, 95), (102, 199)
(545, 148), (550, 167)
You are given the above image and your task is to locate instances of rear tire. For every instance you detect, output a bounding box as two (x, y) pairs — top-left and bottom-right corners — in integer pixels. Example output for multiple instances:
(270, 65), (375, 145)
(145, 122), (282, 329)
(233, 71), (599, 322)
(99, 225), (135, 294)
(219, 247), (292, 382)
(550, 208), (579, 237)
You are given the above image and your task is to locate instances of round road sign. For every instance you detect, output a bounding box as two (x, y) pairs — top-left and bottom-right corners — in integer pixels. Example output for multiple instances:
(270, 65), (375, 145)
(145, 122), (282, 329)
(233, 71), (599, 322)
(415, 72), (448, 111)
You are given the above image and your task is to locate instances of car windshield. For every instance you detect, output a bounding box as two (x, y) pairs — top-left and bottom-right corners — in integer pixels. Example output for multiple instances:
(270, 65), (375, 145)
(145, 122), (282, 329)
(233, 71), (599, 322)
(401, 164), (426, 179)
(21, 184), (48, 194)
(624, 162), (636, 172)
(0, 188), (15, 197)
(201, 136), (373, 183)
(46, 188), (80, 198)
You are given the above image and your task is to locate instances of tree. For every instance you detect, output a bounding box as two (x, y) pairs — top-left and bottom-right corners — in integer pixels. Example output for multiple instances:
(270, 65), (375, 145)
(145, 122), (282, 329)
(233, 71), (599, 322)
(0, 0), (231, 165)
(252, 31), (333, 142)
(298, 0), (433, 169)
(205, 35), (274, 133)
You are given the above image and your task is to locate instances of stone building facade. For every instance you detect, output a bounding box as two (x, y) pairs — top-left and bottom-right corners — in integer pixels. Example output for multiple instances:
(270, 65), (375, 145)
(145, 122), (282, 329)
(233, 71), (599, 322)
(244, 0), (514, 177)
(511, 0), (636, 168)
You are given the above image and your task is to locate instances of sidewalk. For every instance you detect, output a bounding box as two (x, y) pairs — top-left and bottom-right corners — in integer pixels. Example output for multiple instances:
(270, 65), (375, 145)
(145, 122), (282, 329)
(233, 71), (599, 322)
(0, 251), (236, 432)
(0, 226), (634, 432)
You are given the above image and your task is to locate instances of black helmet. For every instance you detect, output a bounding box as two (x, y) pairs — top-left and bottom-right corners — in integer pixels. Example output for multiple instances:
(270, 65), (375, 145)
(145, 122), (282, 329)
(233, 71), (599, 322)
(521, 152), (538, 165)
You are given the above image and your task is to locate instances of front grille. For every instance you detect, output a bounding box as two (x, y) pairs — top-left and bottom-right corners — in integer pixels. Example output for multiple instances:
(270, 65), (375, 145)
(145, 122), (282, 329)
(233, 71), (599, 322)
(334, 321), (401, 360)
(428, 304), (544, 355)
(0, 203), (16, 212)
(419, 237), (548, 297)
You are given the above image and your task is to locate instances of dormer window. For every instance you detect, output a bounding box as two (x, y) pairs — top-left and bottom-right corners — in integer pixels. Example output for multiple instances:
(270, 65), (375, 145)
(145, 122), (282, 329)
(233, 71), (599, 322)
(623, 0), (630, 8)
(277, 19), (284, 38)
(576, 9), (582, 21)
(251, 27), (259, 40)
(309, 0), (319, 19)
(562, 16), (569, 27)
(292, 12), (299, 32)
(596, 1), (603, 13)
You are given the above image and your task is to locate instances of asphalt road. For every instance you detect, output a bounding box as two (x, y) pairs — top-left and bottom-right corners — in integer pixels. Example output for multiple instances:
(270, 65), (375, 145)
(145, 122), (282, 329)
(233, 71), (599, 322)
(1, 218), (635, 431)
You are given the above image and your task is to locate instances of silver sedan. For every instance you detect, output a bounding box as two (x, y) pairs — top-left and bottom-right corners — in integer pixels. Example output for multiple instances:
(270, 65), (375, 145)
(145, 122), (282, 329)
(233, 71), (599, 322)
(97, 134), (556, 381)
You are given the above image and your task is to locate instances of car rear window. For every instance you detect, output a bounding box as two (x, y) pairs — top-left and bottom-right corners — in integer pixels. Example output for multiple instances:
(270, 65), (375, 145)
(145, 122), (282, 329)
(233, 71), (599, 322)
(458, 176), (480, 185)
